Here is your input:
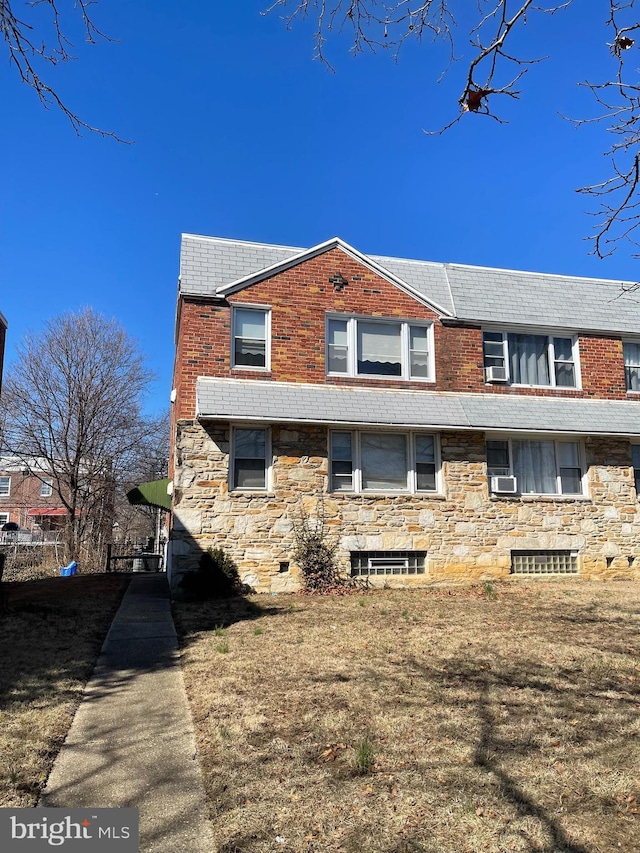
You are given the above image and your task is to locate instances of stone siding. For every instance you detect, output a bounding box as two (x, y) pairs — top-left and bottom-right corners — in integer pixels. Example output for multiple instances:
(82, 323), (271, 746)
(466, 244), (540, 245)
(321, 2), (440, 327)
(170, 420), (640, 592)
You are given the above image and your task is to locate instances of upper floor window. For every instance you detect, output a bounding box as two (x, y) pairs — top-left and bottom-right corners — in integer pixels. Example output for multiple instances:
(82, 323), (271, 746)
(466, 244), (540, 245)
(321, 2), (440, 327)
(487, 438), (585, 496)
(329, 430), (439, 493)
(0, 476), (10, 497)
(231, 427), (270, 491)
(40, 478), (53, 498)
(232, 307), (270, 370)
(623, 342), (640, 392)
(327, 316), (434, 381)
(483, 331), (578, 388)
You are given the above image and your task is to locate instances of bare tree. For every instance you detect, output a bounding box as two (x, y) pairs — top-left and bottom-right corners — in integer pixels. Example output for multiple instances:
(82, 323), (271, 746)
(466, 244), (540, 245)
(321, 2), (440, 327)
(0, 308), (158, 565)
(266, 1), (640, 259)
(1, 0), (123, 139)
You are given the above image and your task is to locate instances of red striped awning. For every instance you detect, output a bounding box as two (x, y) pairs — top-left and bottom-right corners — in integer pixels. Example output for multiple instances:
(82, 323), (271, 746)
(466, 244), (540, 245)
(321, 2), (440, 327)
(27, 508), (67, 517)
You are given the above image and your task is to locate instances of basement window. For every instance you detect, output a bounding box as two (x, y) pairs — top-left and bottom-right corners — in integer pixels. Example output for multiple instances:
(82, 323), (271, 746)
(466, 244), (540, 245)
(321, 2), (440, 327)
(350, 551), (426, 577)
(511, 550), (578, 575)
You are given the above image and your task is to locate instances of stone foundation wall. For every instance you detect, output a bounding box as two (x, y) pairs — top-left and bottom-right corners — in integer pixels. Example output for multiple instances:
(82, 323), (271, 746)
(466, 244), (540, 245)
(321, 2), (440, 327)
(170, 420), (640, 592)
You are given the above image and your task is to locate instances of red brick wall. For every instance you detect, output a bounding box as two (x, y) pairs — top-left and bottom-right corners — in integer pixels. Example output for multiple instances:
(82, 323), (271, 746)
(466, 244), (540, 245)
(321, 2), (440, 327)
(171, 247), (636, 420)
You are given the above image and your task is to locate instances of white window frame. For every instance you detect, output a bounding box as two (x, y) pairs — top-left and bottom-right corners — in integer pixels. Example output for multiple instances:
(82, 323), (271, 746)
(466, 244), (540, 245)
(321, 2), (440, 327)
(0, 476), (11, 497)
(631, 443), (640, 497)
(326, 314), (435, 382)
(487, 435), (587, 497)
(623, 341), (640, 393)
(229, 425), (271, 492)
(482, 329), (581, 389)
(40, 478), (53, 498)
(329, 430), (441, 494)
(0, 512), (9, 526)
(231, 305), (271, 372)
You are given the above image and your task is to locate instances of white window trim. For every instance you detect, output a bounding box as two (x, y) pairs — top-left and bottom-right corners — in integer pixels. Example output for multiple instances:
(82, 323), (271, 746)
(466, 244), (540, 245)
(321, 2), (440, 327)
(231, 304), (272, 372)
(326, 314), (435, 382)
(229, 425), (272, 492)
(0, 476), (11, 497)
(329, 429), (441, 495)
(482, 328), (582, 390)
(623, 340), (640, 394)
(0, 512), (9, 526)
(487, 435), (587, 497)
(40, 478), (53, 498)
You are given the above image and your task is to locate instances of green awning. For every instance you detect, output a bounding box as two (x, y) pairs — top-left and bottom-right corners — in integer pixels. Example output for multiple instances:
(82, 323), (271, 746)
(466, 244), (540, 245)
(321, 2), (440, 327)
(126, 478), (172, 511)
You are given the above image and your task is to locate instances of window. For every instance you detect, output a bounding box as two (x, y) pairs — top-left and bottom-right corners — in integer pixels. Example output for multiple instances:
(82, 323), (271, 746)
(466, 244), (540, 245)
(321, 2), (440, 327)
(511, 550), (578, 575)
(329, 431), (438, 493)
(0, 476), (10, 497)
(231, 428), (269, 490)
(632, 445), (640, 495)
(483, 332), (578, 388)
(327, 316), (434, 381)
(0, 513), (9, 526)
(232, 307), (270, 370)
(351, 551), (426, 577)
(40, 478), (53, 498)
(487, 438), (585, 496)
(624, 342), (640, 391)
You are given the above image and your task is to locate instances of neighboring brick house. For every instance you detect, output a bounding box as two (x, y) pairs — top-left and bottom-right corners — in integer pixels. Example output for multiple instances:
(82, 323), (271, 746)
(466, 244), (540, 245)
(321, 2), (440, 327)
(0, 457), (65, 534)
(168, 234), (640, 592)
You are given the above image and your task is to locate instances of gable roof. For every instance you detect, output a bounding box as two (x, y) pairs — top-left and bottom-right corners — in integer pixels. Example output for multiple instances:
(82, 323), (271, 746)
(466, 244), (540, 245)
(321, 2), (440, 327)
(196, 378), (640, 437)
(180, 234), (640, 334)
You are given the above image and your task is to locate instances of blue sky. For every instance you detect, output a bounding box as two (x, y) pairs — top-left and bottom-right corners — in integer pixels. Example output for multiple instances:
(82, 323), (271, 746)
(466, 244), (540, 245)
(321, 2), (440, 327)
(1, 1), (635, 414)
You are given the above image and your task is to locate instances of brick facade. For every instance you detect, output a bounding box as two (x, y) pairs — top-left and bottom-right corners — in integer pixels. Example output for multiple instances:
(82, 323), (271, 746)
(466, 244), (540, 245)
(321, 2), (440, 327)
(169, 239), (640, 591)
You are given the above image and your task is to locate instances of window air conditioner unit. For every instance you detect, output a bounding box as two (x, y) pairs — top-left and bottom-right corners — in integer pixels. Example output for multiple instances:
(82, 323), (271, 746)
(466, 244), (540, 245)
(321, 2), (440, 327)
(485, 365), (508, 383)
(491, 475), (518, 494)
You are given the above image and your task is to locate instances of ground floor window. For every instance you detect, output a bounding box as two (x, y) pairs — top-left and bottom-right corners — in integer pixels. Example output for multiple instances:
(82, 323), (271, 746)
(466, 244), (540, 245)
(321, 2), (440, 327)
(330, 431), (438, 494)
(632, 445), (640, 496)
(0, 512), (9, 526)
(231, 427), (269, 490)
(511, 550), (578, 575)
(487, 438), (585, 496)
(350, 551), (426, 577)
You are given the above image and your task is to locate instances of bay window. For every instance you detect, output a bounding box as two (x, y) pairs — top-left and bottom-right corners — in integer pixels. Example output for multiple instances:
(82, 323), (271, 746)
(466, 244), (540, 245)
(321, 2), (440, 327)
(483, 331), (578, 388)
(327, 316), (434, 381)
(330, 431), (438, 494)
(487, 438), (585, 496)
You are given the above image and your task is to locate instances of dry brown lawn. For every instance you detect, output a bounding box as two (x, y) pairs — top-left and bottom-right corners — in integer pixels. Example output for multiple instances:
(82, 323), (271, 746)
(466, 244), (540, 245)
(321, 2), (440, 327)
(174, 581), (640, 853)
(0, 573), (130, 806)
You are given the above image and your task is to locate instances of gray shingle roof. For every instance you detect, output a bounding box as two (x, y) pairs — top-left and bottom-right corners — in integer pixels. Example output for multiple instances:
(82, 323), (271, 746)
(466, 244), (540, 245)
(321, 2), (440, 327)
(196, 379), (640, 436)
(180, 234), (640, 334)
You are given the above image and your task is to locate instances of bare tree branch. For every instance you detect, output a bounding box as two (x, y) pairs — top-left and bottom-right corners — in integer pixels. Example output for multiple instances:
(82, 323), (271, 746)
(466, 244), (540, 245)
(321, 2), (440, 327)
(265, 1), (640, 261)
(1, 0), (128, 141)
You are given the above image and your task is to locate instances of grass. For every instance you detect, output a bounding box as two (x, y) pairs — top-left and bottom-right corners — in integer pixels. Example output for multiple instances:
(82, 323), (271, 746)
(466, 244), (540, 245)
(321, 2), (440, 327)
(0, 573), (130, 807)
(174, 581), (640, 853)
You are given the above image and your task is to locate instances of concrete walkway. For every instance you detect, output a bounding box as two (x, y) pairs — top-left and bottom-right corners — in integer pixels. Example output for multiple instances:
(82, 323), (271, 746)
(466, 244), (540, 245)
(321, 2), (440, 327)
(40, 573), (214, 853)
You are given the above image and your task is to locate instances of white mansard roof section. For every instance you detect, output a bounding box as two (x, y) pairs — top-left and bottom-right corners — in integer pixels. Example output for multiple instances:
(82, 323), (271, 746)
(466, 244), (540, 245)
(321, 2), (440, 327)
(196, 378), (640, 437)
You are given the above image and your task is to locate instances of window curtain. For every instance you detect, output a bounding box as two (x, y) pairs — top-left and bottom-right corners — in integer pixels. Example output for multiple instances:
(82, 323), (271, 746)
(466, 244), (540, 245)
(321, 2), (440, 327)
(512, 440), (557, 494)
(358, 323), (402, 375)
(508, 334), (550, 385)
(361, 433), (407, 490)
(624, 342), (640, 391)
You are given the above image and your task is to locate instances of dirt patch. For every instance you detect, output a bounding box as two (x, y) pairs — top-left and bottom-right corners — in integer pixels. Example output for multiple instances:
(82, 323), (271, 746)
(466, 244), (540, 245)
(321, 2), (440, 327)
(175, 581), (640, 853)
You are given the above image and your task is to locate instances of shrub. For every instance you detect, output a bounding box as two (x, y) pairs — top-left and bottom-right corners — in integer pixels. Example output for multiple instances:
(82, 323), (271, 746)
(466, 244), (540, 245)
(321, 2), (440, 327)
(292, 501), (343, 593)
(179, 547), (241, 600)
